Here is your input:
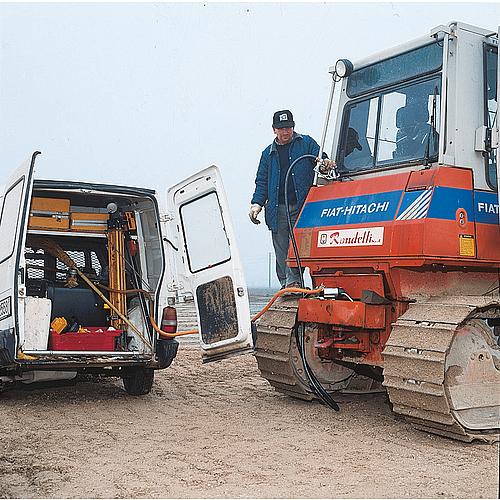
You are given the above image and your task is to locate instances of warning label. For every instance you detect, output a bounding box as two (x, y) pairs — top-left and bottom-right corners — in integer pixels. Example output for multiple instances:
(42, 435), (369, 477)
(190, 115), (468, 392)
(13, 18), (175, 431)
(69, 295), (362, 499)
(459, 234), (475, 257)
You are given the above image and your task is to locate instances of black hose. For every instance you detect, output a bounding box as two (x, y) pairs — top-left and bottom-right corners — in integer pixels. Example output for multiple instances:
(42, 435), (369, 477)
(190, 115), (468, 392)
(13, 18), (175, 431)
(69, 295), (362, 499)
(284, 154), (340, 411)
(284, 155), (317, 289)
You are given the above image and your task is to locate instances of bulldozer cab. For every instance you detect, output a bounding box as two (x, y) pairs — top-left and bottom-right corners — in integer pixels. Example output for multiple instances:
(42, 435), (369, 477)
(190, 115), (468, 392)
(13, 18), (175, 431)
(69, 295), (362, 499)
(331, 22), (498, 195)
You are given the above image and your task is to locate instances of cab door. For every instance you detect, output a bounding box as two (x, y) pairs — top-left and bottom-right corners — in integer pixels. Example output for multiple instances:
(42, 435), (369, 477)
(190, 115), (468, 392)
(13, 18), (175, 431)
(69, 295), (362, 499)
(165, 165), (252, 361)
(0, 152), (39, 366)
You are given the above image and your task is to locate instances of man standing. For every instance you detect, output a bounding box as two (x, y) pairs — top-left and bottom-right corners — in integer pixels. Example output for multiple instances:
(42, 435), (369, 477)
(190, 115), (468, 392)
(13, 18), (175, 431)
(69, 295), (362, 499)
(249, 110), (334, 288)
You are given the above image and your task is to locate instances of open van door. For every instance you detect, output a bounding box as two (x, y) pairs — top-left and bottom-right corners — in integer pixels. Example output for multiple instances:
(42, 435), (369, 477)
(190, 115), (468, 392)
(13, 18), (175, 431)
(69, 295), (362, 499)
(166, 165), (252, 361)
(0, 152), (39, 366)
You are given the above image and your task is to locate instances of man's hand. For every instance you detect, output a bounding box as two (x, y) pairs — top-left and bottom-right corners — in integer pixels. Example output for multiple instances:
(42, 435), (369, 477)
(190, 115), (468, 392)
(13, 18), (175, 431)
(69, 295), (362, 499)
(248, 203), (262, 224)
(316, 158), (336, 174)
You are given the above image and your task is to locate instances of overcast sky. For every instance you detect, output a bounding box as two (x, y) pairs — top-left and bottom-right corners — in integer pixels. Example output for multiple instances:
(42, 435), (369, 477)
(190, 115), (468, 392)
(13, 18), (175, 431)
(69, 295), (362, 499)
(0, 2), (498, 287)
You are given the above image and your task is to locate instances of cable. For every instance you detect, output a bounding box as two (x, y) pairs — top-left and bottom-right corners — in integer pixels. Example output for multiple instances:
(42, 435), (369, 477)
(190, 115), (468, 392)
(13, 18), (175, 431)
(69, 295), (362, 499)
(340, 291), (354, 302)
(95, 282), (196, 339)
(283, 154), (340, 411)
(97, 283), (153, 295)
(111, 240), (153, 293)
(251, 286), (323, 322)
(284, 154), (318, 289)
(147, 298), (198, 339)
(135, 285), (322, 338)
(157, 285), (321, 337)
(125, 240), (155, 345)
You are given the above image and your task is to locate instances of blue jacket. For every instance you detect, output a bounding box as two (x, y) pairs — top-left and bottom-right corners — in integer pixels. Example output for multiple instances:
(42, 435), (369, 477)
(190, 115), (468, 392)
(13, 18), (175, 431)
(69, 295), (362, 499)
(251, 133), (321, 232)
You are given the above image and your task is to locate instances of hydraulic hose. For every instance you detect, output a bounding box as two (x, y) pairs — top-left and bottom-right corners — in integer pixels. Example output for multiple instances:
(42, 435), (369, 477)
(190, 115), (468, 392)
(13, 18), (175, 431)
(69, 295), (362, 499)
(283, 154), (317, 289)
(283, 154), (340, 411)
(251, 286), (323, 322)
(153, 286), (321, 337)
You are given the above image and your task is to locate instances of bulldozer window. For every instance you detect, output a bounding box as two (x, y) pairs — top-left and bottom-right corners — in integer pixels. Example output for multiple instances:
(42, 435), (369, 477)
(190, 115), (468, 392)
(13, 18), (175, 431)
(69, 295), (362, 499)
(484, 44), (498, 189)
(339, 76), (441, 173)
(340, 97), (378, 171)
(346, 41), (443, 98)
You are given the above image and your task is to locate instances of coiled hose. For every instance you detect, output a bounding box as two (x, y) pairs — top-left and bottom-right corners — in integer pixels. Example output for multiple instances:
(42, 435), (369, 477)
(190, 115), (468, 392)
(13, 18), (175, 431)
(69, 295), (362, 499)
(283, 154), (340, 411)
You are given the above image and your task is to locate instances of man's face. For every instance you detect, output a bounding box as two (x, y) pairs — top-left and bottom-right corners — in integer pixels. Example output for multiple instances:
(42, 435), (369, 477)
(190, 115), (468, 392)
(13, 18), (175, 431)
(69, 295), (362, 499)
(273, 127), (294, 145)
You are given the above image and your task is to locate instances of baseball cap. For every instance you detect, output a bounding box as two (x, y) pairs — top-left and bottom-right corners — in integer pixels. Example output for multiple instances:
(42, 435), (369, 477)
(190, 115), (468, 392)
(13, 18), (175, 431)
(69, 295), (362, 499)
(273, 110), (295, 129)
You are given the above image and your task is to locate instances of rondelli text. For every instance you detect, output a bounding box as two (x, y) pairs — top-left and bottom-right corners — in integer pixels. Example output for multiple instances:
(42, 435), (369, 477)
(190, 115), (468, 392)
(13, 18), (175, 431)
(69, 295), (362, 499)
(320, 201), (390, 218)
(318, 227), (384, 247)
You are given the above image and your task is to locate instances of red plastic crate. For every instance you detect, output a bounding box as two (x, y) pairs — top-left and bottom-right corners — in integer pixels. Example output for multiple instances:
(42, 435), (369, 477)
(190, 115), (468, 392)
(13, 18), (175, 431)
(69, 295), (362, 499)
(48, 327), (122, 351)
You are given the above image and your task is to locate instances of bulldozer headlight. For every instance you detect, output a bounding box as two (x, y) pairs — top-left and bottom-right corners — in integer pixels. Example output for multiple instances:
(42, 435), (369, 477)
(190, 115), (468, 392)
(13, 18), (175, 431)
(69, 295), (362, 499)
(335, 59), (354, 78)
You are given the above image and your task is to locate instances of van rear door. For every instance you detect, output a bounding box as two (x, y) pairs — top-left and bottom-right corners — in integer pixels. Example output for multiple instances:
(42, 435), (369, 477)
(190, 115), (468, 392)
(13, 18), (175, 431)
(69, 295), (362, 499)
(165, 165), (252, 361)
(0, 152), (39, 365)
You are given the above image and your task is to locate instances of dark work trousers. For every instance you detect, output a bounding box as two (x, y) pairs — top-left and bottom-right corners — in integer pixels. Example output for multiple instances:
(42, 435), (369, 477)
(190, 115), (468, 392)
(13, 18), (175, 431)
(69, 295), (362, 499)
(271, 203), (303, 288)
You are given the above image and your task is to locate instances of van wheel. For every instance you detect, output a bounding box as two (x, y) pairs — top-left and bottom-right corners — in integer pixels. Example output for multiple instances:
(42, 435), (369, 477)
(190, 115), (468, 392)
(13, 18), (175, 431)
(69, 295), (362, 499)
(122, 368), (154, 395)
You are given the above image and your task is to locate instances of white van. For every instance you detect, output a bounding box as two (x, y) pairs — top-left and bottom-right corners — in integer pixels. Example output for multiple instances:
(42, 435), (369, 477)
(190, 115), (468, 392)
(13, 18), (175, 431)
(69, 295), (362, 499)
(0, 152), (252, 394)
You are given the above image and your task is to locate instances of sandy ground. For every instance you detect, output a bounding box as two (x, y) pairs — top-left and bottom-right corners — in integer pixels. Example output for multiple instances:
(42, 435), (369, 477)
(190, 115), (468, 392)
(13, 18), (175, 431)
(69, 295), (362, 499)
(0, 345), (498, 499)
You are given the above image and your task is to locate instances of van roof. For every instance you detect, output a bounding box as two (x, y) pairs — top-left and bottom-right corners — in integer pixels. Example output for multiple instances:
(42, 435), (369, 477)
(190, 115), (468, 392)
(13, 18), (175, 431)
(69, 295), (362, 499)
(34, 179), (156, 197)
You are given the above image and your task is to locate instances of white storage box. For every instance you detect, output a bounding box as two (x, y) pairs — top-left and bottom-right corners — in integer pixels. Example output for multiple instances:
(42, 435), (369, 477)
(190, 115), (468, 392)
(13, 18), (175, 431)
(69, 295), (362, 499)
(23, 297), (52, 350)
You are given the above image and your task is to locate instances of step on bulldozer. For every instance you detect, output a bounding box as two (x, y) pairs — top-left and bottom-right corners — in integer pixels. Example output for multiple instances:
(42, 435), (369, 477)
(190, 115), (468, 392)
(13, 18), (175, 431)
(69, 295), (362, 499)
(254, 22), (500, 442)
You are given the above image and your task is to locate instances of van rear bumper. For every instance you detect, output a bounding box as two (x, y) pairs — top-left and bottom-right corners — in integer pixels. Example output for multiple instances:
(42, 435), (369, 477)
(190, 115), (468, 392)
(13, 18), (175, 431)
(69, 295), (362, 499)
(13, 353), (158, 371)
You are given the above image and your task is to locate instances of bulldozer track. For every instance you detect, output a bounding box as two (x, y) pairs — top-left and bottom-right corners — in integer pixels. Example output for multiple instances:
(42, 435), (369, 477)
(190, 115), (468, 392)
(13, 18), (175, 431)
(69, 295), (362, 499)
(383, 297), (500, 443)
(255, 295), (500, 442)
(254, 296), (314, 400)
(254, 296), (381, 400)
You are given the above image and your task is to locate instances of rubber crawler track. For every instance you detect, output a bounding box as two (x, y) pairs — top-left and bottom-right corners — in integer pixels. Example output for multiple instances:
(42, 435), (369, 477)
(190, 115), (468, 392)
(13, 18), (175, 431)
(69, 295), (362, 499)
(383, 297), (500, 443)
(254, 296), (314, 400)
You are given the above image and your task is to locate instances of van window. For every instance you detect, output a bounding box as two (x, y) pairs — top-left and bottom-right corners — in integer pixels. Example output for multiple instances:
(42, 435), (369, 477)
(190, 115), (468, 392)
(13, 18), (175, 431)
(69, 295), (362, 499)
(180, 191), (231, 273)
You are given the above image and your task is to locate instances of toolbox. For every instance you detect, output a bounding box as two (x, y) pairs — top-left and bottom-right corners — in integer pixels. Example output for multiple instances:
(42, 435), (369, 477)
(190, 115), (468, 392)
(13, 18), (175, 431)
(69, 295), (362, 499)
(70, 212), (109, 233)
(28, 197), (70, 231)
(48, 328), (122, 351)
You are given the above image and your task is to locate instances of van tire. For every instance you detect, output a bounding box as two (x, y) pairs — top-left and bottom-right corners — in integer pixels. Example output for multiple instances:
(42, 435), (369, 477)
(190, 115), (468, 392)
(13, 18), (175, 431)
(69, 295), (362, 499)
(122, 368), (154, 395)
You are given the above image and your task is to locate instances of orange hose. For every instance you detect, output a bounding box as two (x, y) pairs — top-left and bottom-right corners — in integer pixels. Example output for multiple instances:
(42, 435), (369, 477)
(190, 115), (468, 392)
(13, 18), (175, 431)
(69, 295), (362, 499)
(157, 286), (324, 338)
(146, 299), (198, 339)
(251, 286), (324, 322)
